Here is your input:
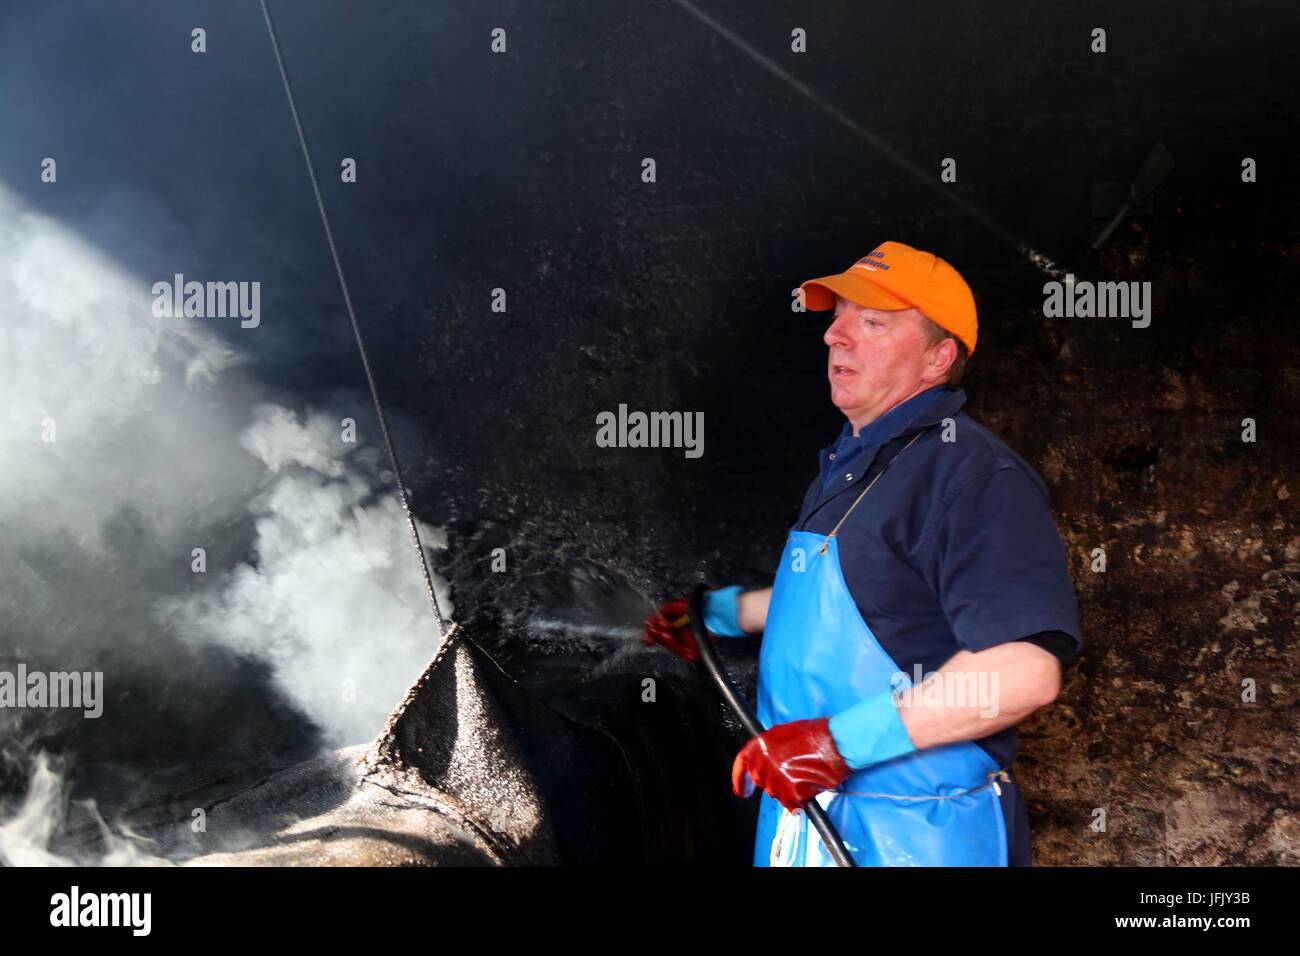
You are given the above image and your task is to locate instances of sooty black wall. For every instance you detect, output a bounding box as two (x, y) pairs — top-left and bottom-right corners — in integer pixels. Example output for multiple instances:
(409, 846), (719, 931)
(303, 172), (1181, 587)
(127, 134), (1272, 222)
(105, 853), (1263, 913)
(1, 1), (1296, 864)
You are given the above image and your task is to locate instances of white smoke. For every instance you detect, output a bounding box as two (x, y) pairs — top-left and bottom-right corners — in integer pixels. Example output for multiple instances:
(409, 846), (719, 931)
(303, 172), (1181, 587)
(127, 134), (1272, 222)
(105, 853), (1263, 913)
(0, 752), (68, 866)
(0, 181), (452, 861)
(0, 752), (172, 867)
(162, 403), (451, 747)
(0, 187), (253, 549)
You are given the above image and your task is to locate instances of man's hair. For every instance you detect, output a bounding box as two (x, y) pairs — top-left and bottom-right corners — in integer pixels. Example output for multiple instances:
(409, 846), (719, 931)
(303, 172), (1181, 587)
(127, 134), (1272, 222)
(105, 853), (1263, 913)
(919, 314), (969, 386)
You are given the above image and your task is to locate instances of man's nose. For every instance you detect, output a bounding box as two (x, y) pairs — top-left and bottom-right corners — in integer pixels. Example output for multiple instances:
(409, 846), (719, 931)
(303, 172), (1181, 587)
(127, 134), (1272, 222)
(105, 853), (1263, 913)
(824, 312), (852, 348)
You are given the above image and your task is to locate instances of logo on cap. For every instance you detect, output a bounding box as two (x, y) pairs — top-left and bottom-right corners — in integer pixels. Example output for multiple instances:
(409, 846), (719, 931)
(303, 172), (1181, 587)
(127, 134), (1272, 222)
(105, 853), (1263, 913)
(852, 250), (890, 272)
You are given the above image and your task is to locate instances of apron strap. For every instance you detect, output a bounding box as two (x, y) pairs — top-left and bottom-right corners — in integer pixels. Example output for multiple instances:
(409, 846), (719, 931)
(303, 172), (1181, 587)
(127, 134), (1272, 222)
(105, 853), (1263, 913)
(819, 427), (931, 554)
(834, 769), (1012, 800)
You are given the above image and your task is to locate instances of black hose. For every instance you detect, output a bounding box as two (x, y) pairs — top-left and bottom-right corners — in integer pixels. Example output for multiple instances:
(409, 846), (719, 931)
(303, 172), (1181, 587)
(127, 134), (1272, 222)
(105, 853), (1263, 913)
(688, 585), (857, 868)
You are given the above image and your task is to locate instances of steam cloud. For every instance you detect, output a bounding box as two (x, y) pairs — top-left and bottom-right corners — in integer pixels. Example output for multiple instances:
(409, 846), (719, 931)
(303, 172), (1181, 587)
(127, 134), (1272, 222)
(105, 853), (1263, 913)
(0, 184), (450, 862)
(162, 403), (451, 747)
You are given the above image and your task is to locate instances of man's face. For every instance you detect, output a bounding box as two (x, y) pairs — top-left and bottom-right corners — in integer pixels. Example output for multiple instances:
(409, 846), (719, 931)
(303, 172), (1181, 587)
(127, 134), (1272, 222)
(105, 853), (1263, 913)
(823, 295), (944, 429)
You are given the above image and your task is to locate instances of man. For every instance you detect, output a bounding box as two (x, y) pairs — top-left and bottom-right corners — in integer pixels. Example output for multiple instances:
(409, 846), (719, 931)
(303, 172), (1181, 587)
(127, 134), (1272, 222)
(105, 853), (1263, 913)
(643, 241), (1083, 866)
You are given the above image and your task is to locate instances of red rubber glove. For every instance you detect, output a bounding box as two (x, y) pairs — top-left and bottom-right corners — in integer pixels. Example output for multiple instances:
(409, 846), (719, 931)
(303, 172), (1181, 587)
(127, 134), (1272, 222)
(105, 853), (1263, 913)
(731, 717), (852, 811)
(640, 598), (702, 662)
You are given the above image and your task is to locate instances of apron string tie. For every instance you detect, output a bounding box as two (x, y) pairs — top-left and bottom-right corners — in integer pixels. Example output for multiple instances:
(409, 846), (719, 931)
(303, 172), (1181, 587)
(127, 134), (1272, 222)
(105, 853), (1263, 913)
(832, 769), (1012, 801)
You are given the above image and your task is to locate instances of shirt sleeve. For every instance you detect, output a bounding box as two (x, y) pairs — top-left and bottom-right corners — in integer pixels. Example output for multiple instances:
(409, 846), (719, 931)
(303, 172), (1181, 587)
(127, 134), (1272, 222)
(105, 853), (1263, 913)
(921, 466), (1083, 656)
(1020, 630), (1083, 670)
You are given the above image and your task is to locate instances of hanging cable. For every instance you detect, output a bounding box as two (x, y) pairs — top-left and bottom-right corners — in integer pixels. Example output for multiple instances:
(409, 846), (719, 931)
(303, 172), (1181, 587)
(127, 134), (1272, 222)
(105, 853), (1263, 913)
(669, 0), (1067, 279)
(259, 0), (448, 637)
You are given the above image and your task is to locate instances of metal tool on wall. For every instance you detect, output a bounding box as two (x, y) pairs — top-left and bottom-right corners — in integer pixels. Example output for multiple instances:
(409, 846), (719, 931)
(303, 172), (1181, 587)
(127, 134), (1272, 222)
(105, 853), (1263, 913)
(1091, 141), (1176, 250)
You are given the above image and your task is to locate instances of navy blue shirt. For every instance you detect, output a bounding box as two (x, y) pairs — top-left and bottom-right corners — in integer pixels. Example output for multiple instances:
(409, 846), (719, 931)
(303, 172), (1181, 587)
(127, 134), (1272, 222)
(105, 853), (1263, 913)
(791, 387), (1083, 865)
(819, 386), (951, 491)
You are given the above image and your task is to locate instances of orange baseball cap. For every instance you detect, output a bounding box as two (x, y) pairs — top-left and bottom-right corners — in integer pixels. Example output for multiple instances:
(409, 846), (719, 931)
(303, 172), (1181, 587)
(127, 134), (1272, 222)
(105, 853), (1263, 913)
(799, 241), (979, 355)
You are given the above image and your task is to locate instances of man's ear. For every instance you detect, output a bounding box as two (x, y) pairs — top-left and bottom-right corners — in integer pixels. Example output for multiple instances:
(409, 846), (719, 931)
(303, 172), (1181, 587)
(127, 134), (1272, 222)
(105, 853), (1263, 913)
(926, 337), (958, 382)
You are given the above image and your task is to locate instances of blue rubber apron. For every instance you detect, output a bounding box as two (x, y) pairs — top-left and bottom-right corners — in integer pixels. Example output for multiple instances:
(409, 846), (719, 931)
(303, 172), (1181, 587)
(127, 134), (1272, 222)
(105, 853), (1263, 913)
(753, 437), (1010, 867)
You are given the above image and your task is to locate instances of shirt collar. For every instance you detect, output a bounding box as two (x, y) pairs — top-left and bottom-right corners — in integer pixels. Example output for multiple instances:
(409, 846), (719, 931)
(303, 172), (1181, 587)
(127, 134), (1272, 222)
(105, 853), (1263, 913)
(907, 385), (966, 429)
(836, 385), (964, 449)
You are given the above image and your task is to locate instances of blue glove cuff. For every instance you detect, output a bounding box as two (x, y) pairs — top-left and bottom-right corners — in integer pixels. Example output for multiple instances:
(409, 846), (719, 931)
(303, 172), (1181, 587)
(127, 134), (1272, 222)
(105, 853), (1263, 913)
(827, 689), (917, 771)
(702, 585), (747, 637)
